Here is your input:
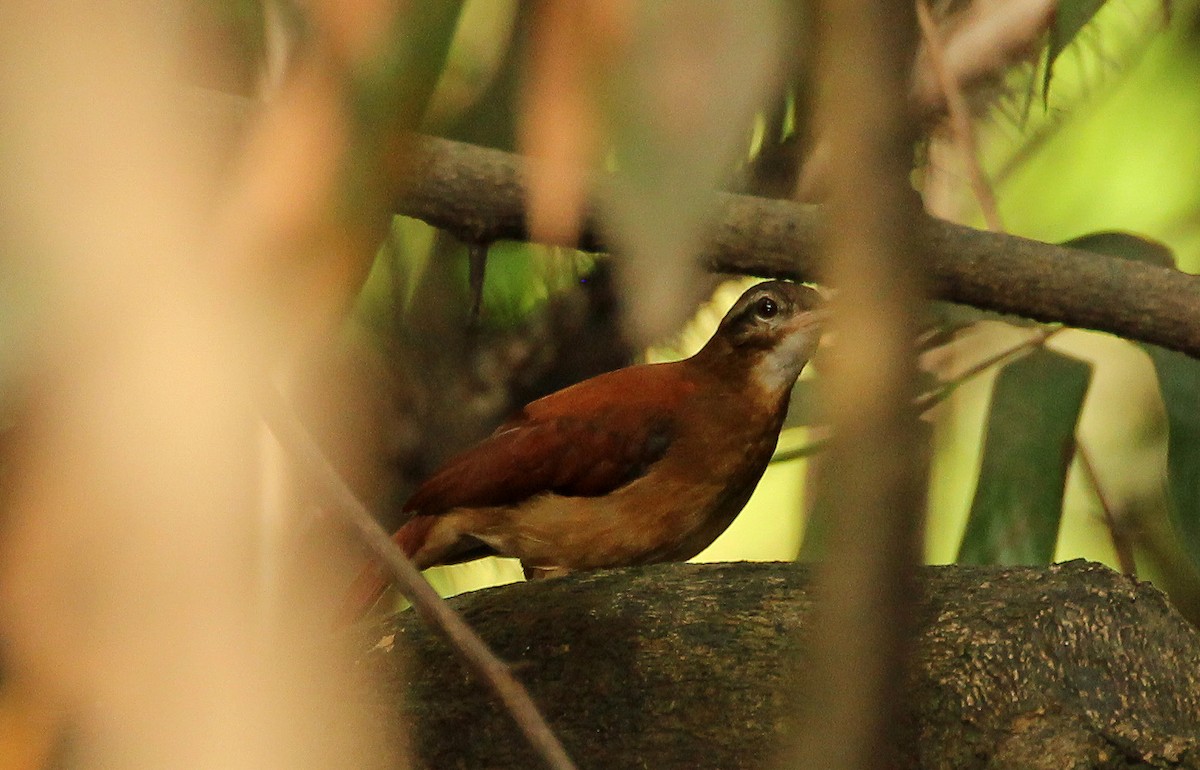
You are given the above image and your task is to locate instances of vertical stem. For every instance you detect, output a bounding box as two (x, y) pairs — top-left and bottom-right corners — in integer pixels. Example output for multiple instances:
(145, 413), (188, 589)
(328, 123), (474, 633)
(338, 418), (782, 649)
(1076, 446), (1137, 577)
(782, 1), (927, 768)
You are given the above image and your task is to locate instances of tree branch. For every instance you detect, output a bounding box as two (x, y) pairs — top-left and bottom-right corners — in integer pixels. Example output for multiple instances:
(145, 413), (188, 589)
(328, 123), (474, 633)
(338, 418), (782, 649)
(394, 135), (1200, 359)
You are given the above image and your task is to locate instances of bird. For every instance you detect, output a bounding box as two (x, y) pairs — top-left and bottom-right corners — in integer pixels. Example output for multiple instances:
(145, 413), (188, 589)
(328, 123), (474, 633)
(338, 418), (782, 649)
(340, 280), (824, 620)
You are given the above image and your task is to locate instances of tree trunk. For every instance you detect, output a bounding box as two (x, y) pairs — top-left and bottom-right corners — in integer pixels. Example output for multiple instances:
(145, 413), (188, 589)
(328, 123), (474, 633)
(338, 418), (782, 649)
(359, 560), (1200, 770)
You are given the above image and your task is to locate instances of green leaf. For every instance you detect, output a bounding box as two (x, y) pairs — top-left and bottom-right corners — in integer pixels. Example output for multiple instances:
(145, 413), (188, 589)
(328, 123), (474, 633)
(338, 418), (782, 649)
(354, 0), (465, 132)
(1062, 231), (1176, 268)
(344, 1), (465, 213)
(1043, 0), (1107, 101)
(957, 348), (1092, 565)
(1066, 231), (1200, 568)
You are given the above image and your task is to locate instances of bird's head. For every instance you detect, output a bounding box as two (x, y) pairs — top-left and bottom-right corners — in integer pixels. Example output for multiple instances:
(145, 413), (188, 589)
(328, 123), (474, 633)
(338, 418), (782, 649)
(696, 281), (825, 396)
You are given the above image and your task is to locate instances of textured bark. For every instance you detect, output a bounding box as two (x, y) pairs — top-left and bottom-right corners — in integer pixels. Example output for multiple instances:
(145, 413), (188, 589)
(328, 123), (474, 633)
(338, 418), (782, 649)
(360, 560), (1200, 770)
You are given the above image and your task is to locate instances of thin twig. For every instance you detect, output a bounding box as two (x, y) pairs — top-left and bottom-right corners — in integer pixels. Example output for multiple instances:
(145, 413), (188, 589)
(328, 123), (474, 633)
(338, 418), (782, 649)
(258, 387), (578, 770)
(771, 432), (831, 464)
(782, 326), (1064, 455)
(914, 325), (1064, 413)
(916, 0), (1004, 232)
(1076, 446), (1138, 577)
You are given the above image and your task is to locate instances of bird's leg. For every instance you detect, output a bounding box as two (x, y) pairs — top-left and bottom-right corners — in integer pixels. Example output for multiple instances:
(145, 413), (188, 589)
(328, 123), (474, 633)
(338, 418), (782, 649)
(522, 564), (571, 580)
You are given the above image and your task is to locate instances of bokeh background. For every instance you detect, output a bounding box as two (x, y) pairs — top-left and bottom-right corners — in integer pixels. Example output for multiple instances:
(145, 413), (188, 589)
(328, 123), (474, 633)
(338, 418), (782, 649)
(2, 0), (1200, 767)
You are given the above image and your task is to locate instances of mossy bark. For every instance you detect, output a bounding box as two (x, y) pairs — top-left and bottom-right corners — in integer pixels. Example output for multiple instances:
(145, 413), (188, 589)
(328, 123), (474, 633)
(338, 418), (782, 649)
(359, 560), (1200, 770)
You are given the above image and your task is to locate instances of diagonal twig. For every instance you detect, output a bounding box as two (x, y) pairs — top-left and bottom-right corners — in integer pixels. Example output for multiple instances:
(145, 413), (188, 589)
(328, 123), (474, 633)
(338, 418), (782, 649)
(258, 386), (578, 770)
(914, 325), (1064, 413)
(1075, 426), (1138, 577)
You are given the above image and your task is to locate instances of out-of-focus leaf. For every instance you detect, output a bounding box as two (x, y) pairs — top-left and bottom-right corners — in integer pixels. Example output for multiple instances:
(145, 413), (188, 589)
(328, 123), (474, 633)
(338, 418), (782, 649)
(423, 0), (519, 132)
(1043, 0), (1107, 100)
(518, 2), (603, 248)
(346, 0), (465, 213)
(1065, 231), (1200, 568)
(343, 0), (464, 291)
(783, 379), (821, 429)
(602, 0), (789, 345)
(1142, 344), (1200, 567)
(958, 348), (1092, 565)
(354, 1), (464, 130)
(1062, 231), (1176, 268)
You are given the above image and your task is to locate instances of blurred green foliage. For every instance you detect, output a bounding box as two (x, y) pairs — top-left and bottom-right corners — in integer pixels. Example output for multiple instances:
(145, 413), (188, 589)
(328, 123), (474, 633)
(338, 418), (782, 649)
(1044, 0), (1108, 98)
(926, 1), (1200, 614)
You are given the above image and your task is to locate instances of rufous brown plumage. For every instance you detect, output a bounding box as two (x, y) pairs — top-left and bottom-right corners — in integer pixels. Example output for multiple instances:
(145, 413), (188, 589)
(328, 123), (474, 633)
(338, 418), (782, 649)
(340, 280), (824, 620)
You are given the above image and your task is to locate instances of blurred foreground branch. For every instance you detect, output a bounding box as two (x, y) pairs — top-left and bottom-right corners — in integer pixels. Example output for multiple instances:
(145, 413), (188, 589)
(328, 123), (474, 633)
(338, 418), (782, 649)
(787, 0), (925, 766)
(363, 561), (1200, 769)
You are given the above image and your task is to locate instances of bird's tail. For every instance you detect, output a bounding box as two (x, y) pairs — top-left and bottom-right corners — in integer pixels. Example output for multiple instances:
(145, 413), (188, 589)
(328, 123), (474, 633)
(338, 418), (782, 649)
(334, 516), (437, 626)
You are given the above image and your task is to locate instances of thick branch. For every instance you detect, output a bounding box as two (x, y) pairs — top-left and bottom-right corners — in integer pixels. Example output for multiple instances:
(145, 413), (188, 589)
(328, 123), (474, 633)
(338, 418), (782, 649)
(361, 561), (1200, 770)
(395, 135), (1200, 358)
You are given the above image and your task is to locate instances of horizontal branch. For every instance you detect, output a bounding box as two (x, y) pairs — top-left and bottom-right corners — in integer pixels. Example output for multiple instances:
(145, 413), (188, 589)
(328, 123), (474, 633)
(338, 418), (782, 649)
(397, 135), (1200, 359)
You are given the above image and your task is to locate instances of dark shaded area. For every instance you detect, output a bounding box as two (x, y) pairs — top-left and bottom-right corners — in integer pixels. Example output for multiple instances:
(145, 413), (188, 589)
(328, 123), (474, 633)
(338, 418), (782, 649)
(291, 257), (632, 536)
(359, 560), (1200, 770)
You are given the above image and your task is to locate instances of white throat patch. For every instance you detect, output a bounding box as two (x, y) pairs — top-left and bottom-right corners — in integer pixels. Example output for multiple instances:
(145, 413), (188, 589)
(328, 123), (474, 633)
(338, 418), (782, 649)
(751, 329), (817, 396)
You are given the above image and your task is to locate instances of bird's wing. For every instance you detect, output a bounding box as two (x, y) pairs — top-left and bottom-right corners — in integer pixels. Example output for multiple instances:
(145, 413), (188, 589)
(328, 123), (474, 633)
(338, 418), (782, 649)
(403, 364), (694, 515)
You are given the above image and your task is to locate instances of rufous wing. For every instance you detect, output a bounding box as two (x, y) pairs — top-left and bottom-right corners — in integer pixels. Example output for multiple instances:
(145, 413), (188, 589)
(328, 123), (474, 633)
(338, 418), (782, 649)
(404, 363), (694, 515)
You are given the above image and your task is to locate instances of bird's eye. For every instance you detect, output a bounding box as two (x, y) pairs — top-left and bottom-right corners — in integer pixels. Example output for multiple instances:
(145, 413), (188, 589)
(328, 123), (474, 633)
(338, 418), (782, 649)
(754, 296), (778, 320)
